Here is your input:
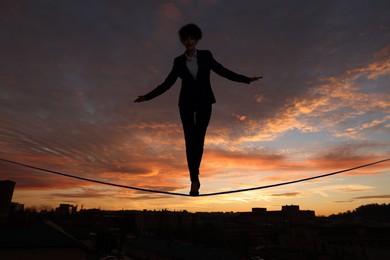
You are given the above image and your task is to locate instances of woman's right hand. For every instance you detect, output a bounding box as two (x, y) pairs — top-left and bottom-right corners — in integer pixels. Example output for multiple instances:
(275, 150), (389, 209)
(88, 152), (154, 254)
(249, 76), (263, 83)
(134, 96), (147, 103)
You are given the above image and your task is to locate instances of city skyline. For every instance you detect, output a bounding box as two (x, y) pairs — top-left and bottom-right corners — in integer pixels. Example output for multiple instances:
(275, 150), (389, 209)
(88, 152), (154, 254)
(1, 0), (390, 216)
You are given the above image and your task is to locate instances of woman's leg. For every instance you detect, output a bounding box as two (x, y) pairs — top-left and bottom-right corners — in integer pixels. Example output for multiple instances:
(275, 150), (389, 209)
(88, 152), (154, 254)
(179, 105), (212, 184)
(180, 106), (199, 182)
(194, 105), (212, 173)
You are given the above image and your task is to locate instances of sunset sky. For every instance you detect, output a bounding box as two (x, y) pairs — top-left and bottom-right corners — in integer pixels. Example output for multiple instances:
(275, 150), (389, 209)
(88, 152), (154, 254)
(1, 0), (389, 216)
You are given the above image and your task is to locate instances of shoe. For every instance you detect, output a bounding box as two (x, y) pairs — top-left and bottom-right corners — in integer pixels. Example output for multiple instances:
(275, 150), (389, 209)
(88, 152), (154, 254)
(189, 182), (200, 196)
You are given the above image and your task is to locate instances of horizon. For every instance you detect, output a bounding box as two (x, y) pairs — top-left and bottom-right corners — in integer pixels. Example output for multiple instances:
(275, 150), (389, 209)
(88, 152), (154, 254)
(10, 197), (390, 217)
(1, 0), (390, 217)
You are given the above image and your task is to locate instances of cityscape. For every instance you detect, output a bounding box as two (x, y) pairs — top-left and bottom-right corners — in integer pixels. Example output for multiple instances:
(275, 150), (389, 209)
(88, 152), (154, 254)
(1, 180), (390, 260)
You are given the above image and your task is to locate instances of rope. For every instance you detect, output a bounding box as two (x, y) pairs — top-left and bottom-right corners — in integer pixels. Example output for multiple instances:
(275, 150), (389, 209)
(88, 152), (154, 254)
(1, 157), (389, 197)
(198, 158), (390, 196)
(0, 158), (188, 197)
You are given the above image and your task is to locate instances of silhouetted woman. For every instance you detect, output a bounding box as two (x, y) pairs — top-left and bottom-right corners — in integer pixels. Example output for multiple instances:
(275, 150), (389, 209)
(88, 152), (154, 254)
(135, 24), (262, 195)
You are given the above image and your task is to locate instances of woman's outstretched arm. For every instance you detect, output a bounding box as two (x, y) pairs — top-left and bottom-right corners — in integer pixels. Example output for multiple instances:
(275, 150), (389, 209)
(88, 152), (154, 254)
(134, 60), (179, 103)
(209, 50), (262, 84)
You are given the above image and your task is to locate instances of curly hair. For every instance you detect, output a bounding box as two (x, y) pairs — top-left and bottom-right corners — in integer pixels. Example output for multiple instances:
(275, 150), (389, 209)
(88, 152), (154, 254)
(178, 23), (202, 40)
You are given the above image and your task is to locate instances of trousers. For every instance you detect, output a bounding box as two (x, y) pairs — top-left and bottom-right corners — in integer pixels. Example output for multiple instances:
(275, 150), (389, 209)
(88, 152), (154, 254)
(179, 105), (212, 183)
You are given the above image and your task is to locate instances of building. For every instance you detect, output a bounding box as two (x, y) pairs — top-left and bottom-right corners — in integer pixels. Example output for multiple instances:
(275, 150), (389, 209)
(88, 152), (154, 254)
(0, 180), (15, 226)
(278, 221), (390, 259)
(128, 236), (244, 260)
(9, 202), (24, 213)
(241, 205), (316, 226)
(0, 220), (87, 260)
(56, 204), (78, 215)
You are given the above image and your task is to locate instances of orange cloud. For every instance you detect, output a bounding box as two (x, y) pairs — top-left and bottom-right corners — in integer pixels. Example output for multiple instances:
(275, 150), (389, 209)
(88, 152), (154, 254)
(353, 194), (390, 200)
(233, 45), (390, 143)
(271, 192), (300, 197)
(351, 45), (390, 79)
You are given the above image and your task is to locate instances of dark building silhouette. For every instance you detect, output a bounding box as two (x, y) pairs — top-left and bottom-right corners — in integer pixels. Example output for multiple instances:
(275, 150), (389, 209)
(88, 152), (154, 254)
(277, 221), (390, 259)
(0, 180), (15, 226)
(241, 205), (315, 225)
(128, 236), (244, 260)
(56, 204), (78, 215)
(2, 196), (389, 259)
(0, 220), (87, 260)
(9, 202), (24, 213)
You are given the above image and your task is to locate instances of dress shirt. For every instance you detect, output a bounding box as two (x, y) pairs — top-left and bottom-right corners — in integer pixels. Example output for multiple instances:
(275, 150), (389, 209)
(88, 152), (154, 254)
(185, 50), (198, 79)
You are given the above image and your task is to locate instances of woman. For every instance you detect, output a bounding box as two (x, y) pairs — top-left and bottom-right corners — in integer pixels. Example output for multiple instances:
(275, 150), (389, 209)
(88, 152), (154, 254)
(135, 23), (262, 196)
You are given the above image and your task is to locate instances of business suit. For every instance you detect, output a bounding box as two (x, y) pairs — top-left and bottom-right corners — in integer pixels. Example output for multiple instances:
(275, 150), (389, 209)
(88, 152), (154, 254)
(143, 49), (251, 183)
(144, 50), (250, 105)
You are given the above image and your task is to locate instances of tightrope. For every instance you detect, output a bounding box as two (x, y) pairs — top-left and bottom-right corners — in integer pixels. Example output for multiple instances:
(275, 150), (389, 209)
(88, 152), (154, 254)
(1, 158), (389, 197)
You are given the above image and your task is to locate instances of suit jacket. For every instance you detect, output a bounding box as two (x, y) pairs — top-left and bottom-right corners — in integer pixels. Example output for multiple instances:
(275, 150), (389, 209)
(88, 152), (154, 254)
(143, 50), (250, 107)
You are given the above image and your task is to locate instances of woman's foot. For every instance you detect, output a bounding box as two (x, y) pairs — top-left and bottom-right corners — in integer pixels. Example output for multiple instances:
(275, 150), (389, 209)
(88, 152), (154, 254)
(189, 182), (200, 196)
